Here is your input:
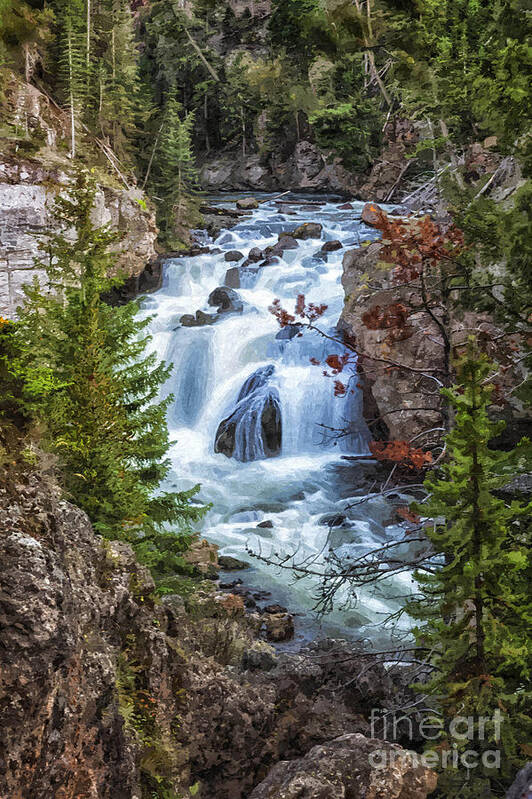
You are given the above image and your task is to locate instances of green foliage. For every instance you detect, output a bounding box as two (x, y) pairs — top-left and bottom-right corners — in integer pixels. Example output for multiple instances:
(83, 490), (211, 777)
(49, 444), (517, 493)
(151, 92), (200, 247)
(408, 344), (532, 796)
(12, 166), (207, 582)
(310, 98), (383, 170)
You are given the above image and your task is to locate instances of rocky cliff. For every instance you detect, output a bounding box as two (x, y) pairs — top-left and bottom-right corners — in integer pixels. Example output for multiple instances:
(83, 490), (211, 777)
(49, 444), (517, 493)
(0, 76), (158, 318)
(199, 119), (418, 200)
(0, 471), (438, 799)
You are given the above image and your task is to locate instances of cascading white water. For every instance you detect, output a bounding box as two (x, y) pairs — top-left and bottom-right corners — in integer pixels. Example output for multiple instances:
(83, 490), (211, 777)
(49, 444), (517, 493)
(140, 194), (415, 646)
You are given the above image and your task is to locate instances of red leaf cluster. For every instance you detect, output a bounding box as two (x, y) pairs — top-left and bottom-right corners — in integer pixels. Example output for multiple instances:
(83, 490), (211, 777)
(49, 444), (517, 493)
(269, 298), (296, 327)
(361, 303), (414, 342)
(369, 440), (433, 470)
(269, 295), (328, 326)
(333, 380), (347, 397)
(371, 210), (465, 284)
(325, 354), (351, 374)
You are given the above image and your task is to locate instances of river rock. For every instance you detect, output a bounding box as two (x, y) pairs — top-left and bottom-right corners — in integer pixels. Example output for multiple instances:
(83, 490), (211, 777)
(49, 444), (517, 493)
(249, 733), (438, 799)
(277, 233), (300, 249)
(224, 266), (241, 289)
(361, 202), (385, 227)
(180, 310), (218, 327)
(236, 197), (259, 210)
(248, 246), (263, 262)
(257, 520), (274, 529)
(218, 555), (250, 570)
(214, 365), (282, 461)
(208, 286), (244, 314)
(292, 222), (323, 240)
(338, 202), (354, 210)
(224, 249), (244, 262)
(321, 240), (343, 253)
(264, 612), (295, 642)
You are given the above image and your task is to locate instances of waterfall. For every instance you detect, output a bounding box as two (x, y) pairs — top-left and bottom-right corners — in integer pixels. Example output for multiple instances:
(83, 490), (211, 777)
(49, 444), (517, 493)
(140, 194), (412, 645)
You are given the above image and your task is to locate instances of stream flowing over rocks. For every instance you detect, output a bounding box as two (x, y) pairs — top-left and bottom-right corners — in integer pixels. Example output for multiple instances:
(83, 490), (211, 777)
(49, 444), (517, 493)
(140, 194), (419, 645)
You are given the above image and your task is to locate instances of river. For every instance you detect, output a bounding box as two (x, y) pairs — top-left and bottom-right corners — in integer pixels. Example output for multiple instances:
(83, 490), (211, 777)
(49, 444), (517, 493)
(141, 194), (414, 647)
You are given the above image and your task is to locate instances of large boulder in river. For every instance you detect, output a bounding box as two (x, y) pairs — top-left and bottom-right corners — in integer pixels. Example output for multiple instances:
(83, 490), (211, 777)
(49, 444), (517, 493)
(292, 222), (323, 240)
(361, 202), (385, 227)
(224, 267), (241, 289)
(248, 247), (264, 262)
(249, 733), (438, 799)
(236, 197), (259, 210)
(214, 365), (282, 461)
(224, 250), (244, 262)
(208, 286), (244, 314)
(321, 239), (343, 253)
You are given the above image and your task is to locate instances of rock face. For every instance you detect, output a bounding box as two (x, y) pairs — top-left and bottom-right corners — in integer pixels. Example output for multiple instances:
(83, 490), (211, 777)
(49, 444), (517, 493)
(341, 241), (444, 441)
(249, 734), (438, 799)
(0, 157), (158, 319)
(198, 119), (418, 199)
(0, 475), (438, 799)
(0, 476), (186, 799)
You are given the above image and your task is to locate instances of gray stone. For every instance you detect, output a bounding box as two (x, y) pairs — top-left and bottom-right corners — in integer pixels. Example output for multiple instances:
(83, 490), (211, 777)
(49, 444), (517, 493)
(292, 222), (323, 240)
(224, 267), (241, 289)
(218, 555), (250, 570)
(236, 197), (259, 210)
(224, 250), (244, 262)
(249, 734), (438, 799)
(248, 247), (263, 262)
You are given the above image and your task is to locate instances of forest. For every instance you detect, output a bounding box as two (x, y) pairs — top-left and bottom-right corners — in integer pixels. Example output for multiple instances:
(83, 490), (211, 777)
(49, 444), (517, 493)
(0, 1), (531, 798)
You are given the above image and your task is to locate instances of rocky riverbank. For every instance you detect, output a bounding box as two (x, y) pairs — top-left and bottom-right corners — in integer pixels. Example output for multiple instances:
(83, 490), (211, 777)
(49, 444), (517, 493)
(0, 471), (438, 799)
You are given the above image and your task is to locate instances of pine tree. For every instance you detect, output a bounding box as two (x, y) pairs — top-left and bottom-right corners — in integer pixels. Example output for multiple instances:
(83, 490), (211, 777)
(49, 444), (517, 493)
(151, 92), (200, 246)
(55, 0), (87, 157)
(407, 344), (532, 797)
(97, 0), (141, 159)
(13, 167), (206, 582)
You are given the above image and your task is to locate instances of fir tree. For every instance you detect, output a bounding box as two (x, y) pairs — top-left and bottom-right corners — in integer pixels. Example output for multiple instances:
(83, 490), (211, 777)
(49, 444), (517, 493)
(151, 92), (200, 246)
(13, 167), (206, 582)
(408, 344), (532, 797)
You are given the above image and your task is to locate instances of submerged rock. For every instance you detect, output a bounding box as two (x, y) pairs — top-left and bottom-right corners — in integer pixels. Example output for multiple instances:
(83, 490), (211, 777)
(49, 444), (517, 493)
(214, 365), (282, 461)
(180, 310), (218, 327)
(224, 266), (241, 289)
(219, 555), (251, 570)
(208, 286), (244, 314)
